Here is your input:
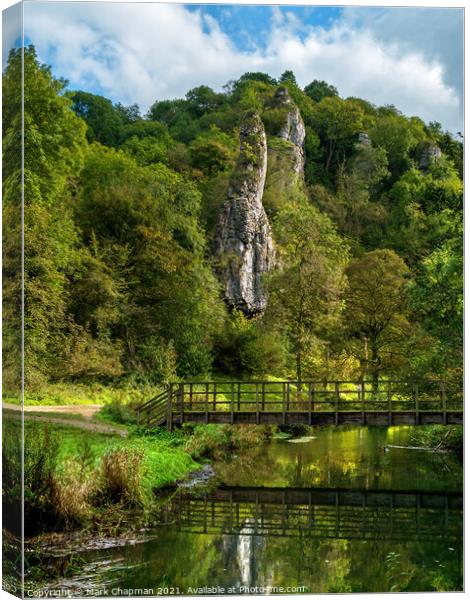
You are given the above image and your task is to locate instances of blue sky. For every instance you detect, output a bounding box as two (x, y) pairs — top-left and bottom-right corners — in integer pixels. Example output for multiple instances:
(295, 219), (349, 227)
(3, 2), (464, 132)
(185, 5), (343, 50)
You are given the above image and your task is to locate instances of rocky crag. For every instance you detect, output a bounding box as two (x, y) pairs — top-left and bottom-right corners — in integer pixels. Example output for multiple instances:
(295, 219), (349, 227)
(214, 113), (275, 316)
(419, 142), (442, 170)
(273, 86), (306, 174)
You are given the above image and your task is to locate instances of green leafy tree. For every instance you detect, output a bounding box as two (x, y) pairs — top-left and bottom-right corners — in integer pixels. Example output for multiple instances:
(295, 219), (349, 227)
(369, 113), (426, 179)
(312, 96), (364, 172)
(304, 79), (338, 103)
(147, 98), (188, 125)
(3, 46), (88, 386)
(119, 121), (176, 166)
(335, 145), (389, 245)
(213, 311), (286, 376)
(344, 250), (414, 388)
(76, 145), (224, 379)
(185, 85), (225, 117)
(69, 90), (124, 146)
(409, 234), (463, 381)
(189, 126), (236, 176)
(279, 70), (298, 86)
(268, 204), (348, 381)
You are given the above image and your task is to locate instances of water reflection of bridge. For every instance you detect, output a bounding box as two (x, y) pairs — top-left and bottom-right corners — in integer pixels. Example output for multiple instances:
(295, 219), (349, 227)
(160, 487), (462, 542)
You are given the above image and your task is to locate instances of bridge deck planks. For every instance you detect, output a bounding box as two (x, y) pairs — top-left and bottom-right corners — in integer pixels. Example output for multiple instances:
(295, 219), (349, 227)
(171, 410), (462, 426)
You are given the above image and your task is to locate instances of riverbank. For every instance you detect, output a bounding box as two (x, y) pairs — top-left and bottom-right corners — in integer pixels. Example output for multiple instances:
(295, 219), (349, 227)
(11, 425), (462, 595)
(3, 404), (463, 537)
(2, 409), (276, 537)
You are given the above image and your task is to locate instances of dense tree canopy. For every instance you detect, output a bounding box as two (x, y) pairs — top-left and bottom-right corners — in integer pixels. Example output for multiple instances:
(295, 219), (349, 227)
(3, 52), (462, 390)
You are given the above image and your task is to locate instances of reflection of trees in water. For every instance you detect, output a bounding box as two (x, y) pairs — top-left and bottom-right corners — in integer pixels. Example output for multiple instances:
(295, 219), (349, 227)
(40, 511), (462, 594)
(261, 531), (462, 593)
(214, 429), (462, 492)
(214, 446), (279, 486)
(261, 533), (352, 592)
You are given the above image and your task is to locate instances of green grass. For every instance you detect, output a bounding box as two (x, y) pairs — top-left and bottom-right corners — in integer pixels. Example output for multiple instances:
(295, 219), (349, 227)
(4, 382), (163, 407)
(44, 421), (200, 490)
(3, 415), (201, 535)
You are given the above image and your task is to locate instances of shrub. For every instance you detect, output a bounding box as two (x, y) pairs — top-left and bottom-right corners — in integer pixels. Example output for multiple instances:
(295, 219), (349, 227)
(99, 399), (138, 425)
(24, 424), (62, 532)
(185, 424), (268, 460)
(262, 107), (290, 135)
(2, 420), (65, 534)
(99, 447), (146, 506)
(51, 460), (93, 525)
(213, 311), (286, 376)
(2, 421), (23, 535)
(184, 425), (232, 460)
(277, 424), (311, 437)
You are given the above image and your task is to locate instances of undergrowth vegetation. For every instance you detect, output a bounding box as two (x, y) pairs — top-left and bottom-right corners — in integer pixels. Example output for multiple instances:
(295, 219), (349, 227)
(410, 425), (463, 454)
(2, 417), (199, 535)
(2, 416), (276, 536)
(183, 423), (271, 460)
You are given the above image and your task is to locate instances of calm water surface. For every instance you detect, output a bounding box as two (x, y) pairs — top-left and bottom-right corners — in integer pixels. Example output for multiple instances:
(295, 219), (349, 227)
(39, 426), (463, 594)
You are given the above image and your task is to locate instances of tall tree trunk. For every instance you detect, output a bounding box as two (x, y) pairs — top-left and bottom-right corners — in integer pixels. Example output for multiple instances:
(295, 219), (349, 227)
(325, 139), (335, 172)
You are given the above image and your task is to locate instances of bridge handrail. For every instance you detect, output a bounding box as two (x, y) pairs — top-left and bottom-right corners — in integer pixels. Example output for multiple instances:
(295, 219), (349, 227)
(135, 379), (462, 429)
(136, 386), (170, 412)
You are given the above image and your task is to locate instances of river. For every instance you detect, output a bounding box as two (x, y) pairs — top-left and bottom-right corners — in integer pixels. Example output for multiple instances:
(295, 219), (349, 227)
(37, 426), (463, 594)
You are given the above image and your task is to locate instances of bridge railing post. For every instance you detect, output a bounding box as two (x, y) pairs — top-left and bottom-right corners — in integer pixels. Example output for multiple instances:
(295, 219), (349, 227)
(167, 383), (173, 431)
(308, 383), (313, 425)
(361, 381), (365, 425)
(230, 383), (234, 424)
(387, 381), (392, 426)
(414, 384), (419, 425)
(440, 382), (447, 424)
(179, 382), (184, 424)
(282, 382), (287, 425)
(335, 382), (339, 425)
(205, 382), (209, 424)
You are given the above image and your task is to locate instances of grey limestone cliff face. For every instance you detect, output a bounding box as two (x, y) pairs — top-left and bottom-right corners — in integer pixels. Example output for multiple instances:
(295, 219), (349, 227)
(215, 114), (274, 316)
(419, 142), (442, 170)
(273, 86), (306, 174)
(357, 132), (372, 147)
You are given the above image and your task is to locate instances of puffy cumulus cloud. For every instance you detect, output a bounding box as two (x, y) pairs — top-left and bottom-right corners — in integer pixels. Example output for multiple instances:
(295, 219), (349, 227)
(341, 6), (464, 95)
(259, 14), (461, 131)
(24, 2), (461, 131)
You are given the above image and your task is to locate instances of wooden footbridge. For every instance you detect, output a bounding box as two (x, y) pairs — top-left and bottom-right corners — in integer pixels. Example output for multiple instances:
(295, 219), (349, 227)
(160, 487), (462, 542)
(136, 380), (463, 430)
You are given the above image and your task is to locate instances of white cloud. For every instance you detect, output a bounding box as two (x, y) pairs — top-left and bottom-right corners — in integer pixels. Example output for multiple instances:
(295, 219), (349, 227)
(2, 2), (22, 65)
(341, 7), (464, 95)
(23, 3), (462, 131)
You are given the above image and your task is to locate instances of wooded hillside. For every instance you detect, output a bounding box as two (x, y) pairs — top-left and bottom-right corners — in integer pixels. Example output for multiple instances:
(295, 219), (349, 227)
(2, 47), (463, 391)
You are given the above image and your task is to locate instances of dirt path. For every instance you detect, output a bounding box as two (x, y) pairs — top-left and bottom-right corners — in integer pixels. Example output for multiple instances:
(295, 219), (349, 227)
(2, 403), (128, 437)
